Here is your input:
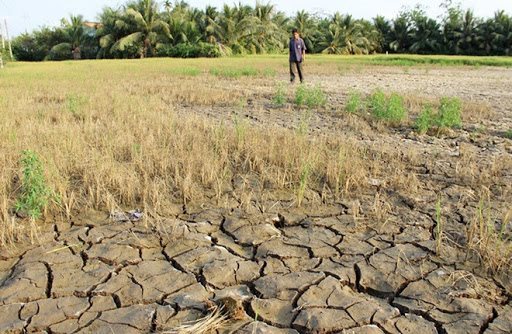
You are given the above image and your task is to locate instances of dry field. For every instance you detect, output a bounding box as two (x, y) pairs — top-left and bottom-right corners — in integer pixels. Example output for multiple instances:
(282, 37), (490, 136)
(0, 56), (511, 333)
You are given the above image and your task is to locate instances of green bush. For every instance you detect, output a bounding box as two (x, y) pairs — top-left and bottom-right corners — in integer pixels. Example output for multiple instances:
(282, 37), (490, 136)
(295, 85), (327, 108)
(15, 150), (55, 219)
(435, 97), (462, 129)
(345, 91), (365, 113)
(369, 90), (407, 125)
(273, 84), (286, 107)
(415, 105), (434, 134)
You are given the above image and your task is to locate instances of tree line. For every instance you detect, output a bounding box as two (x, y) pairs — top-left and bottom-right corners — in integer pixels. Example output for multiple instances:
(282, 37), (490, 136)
(11, 0), (512, 61)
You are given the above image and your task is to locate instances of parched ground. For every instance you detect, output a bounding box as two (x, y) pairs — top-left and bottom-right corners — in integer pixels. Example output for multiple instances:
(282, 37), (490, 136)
(1, 65), (512, 334)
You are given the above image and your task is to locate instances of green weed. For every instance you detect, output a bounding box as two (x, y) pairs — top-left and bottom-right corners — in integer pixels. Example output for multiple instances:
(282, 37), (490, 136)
(504, 129), (512, 139)
(15, 150), (55, 220)
(369, 90), (407, 125)
(415, 105), (434, 134)
(435, 97), (462, 130)
(295, 85), (327, 108)
(296, 110), (312, 136)
(273, 84), (286, 107)
(345, 91), (365, 114)
(297, 160), (313, 207)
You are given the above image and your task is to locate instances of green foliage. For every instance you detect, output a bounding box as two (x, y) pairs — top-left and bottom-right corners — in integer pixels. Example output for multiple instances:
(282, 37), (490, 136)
(414, 98), (463, 134)
(415, 105), (434, 134)
(156, 42), (221, 58)
(295, 85), (327, 108)
(504, 130), (512, 139)
(273, 84), (286, 107)
(10, 0), (512, 60)
(435, 97), (462, 129)
(15, 150), (54, 219)
(345, 91), (365, 113)
(368, 90), (407, 125)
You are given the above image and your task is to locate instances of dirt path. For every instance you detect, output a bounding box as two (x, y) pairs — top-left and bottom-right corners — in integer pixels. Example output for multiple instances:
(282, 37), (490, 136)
(1, 66), (511, 334)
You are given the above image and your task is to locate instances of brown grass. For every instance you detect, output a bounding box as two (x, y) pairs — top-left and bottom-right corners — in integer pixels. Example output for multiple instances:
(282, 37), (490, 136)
(1, 58), (510, 275)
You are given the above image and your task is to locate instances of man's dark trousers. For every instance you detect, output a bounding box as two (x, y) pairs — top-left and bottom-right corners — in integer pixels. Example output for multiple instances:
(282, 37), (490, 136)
(290, 61), (304, 83)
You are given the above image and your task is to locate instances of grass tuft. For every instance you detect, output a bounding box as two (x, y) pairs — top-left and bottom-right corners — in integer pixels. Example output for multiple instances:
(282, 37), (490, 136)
(15, 150), (55, 220)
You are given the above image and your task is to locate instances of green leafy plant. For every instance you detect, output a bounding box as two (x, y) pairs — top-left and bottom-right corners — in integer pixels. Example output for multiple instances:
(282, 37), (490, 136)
(369, 90), (407, 125)
(15, 150), (55, 219)
(345, 91), (365, 114)
(435, 97), (462, 129)
(415, 105), (434, 134)
(295, 85), (327, 108)
(273, 84), (286, 107)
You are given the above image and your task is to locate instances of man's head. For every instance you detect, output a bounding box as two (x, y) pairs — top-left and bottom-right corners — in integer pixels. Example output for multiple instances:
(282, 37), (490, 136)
(292, 28), (299, 40)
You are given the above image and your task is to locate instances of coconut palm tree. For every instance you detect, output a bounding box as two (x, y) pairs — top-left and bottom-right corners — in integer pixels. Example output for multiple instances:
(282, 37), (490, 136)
(320, 13), (373, 55)
(389, 13), (411, 53)
(209, 3), (256, 54)
(50, 15), (94, 59)
(250, 2), (288, 53)
(115, 0), (171, 58)
(291, 10), (320, 52)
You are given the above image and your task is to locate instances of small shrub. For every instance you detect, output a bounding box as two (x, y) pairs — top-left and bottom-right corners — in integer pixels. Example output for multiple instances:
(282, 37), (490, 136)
(415, 105), (434, 134)
(15, 150), (54, 219)
(369, 90), (407, 125)
(435, 97), (462, 129)
(345, 91), (365, 114)
(295, 85), (327, 108)
(273, 84), (286, 107)
(368, 90), (387, 118)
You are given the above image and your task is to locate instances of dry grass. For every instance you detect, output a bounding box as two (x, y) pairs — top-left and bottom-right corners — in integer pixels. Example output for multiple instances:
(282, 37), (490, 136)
(164, 304), (229, 334)
(1, 58), (510, 275)
(0, 58), (414, 247)
(466, 189), (512, 273)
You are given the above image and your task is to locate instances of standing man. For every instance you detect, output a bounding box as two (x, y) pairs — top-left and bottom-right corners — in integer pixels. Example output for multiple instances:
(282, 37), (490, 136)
(289, 28), (306, 83)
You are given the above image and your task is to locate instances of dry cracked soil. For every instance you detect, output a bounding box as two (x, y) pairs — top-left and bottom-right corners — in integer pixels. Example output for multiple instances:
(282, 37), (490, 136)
(1, 66), (512, 334)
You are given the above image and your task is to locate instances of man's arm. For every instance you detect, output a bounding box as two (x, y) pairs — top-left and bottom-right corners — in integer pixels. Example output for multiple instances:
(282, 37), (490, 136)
(302, 40), (306, 61)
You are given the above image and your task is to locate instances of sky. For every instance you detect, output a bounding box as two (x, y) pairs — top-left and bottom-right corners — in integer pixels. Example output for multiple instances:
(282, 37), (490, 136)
(1, 0), (512, 37)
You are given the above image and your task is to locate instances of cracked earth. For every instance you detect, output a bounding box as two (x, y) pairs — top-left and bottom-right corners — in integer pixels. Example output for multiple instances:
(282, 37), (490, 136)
(1, 66), (512, 333)
(1, 207), (510, 333)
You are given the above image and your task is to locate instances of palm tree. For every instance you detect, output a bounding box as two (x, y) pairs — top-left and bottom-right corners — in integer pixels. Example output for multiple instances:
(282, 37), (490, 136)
(50, 15), (93, 59)
(209, 3), (256, 54)
(492, 10), (512, 55)
(97, 7), (128, 58)
(250, 2), (288, 53)
(115, 0), (171, 58)
(454, 9), (479, 54)
(409, 16), (442, 54)
(291, 10), (320, 52)
(320, 13), (373, 55)
(389, 13), (411, 53)
(373, 15), (392, 52)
